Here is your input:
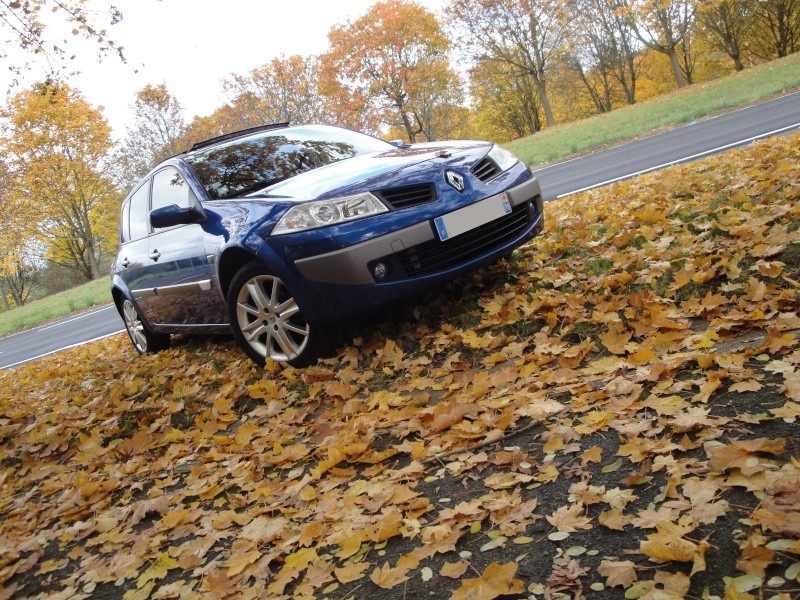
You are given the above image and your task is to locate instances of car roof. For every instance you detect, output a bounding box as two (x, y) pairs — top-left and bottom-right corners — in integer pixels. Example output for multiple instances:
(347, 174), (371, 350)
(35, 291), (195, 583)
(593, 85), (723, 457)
(188, 122), (290, 152)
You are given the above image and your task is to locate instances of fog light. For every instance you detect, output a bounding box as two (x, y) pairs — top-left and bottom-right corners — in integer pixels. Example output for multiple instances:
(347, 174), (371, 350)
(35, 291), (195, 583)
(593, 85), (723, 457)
(373, 262), (389, 280)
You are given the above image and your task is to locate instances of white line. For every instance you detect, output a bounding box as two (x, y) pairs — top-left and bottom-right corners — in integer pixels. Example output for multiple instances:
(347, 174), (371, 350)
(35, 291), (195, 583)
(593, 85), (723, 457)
(542, 90), (800, 172)
(37, 304), (117, 332)
(556, 122), (800, 198)
(0, 330), (124, 370)
(1, 303), (116, 341)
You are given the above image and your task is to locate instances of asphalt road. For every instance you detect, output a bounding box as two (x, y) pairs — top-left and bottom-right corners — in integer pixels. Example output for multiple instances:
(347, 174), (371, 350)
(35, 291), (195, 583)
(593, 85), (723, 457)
(0, 305), (124, 370)
(1, 91), (798, 370)
(531, 90), (800, 200)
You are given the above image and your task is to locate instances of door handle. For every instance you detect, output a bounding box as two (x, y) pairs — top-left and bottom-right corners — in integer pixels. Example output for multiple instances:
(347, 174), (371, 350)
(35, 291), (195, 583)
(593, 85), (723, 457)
(149, 250), (161, 261)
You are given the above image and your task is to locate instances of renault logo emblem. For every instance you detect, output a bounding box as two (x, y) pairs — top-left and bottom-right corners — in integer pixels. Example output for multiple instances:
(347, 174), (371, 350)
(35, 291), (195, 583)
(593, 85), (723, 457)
(445, 170), (465, 192)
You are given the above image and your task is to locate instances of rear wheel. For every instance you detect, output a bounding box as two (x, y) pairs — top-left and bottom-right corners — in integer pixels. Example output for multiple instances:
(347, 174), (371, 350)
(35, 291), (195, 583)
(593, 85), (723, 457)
(227, 261), (327, 367)
(121, 298), (170, 354)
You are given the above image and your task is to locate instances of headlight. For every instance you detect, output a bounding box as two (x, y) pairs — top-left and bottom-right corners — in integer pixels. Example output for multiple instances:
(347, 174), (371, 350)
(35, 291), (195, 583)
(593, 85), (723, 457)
(487, 145), (520, 172)
(271, 192), (389, 235)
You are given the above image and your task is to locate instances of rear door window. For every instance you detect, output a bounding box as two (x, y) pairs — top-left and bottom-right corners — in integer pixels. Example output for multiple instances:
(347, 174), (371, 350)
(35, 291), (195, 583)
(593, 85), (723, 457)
(128, 182), (151, 241)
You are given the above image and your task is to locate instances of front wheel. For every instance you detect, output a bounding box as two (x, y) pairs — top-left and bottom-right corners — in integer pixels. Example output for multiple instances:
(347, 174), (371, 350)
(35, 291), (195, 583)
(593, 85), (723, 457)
(227, 261), (328, 367)
(121, 298), (170, 354)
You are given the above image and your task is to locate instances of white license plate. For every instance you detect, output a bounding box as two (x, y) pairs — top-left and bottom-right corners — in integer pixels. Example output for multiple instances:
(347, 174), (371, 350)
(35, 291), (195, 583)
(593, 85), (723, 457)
(434, 193), (512, 241)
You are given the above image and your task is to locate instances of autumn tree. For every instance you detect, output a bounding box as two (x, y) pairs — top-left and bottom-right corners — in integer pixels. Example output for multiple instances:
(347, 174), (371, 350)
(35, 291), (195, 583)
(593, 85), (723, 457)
(112, 84), (187, 190)
(468, 59), (544, 140)
(449, 0), (568, 129)
(697, 0), (756, 70)
(1, 0), (123, 81)
(1, 81), (119, 281)
(320, 0), (462, 142)
(0, 156), (39, 308)
(565, 0), (642, 106)
(623, 0), (697, 87)
(223, 55), (330, 126)
(752, 0), (800, 57)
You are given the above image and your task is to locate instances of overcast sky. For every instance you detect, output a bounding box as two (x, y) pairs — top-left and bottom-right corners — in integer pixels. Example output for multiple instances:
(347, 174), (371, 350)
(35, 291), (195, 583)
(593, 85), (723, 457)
(3, 0), (447, 139)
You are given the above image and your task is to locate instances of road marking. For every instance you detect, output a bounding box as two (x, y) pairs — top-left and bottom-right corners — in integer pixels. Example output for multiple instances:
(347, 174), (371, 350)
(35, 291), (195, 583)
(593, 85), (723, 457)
(0, 303), (117, 341)
(557, 121), (800, 198)
(0, 330), (124, 370)
(37, 304), (118, 332)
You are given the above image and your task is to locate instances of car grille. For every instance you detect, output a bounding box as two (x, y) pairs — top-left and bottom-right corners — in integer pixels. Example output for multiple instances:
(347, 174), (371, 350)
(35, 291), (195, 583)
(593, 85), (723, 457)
(375, 184), (436, 210)
(471, 158), (500, 182)
(396, 201), (532, 276)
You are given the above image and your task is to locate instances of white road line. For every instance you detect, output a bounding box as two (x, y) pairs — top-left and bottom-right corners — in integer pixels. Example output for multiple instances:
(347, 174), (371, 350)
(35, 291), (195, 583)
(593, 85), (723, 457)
(1, 303), (116, 341)
(1, 330), (124, 370)
(556, 121), (800, 199)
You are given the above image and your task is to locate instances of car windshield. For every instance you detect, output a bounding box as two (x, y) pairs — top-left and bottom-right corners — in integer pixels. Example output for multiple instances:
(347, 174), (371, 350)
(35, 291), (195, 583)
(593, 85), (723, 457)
(183, 126), (393, 200)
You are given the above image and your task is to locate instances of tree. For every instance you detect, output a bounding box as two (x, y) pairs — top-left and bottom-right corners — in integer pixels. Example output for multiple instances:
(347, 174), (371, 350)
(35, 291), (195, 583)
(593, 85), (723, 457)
(753, 0), (800, 57)
(1, 1), (124, 81)
(566, 0), (642, 105)
(449, 0), (568, 129)
(2, 81), (119, 281)
(112, 84), (187, 191)
(223, 55), (330, 126)
(697, 0), (756, 70)
(468, 59), (544, 141)
(320, 0), (462, 142)
(623, 0), (697, 87)
(0, 156), (39, 307)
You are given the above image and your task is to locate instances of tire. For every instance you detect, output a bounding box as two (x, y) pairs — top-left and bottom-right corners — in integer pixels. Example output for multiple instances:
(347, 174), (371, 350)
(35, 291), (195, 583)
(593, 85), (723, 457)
(121, 298), (170, 354)
(227, 261), (328, 367)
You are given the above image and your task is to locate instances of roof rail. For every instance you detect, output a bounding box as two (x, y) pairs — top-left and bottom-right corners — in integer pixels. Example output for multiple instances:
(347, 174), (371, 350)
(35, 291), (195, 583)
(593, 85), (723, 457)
(189, 122), (291, 151)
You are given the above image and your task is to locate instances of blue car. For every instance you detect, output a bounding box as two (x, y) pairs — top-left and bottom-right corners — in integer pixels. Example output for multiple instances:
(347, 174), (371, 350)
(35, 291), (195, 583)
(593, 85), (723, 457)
(111, 124), (544, 366)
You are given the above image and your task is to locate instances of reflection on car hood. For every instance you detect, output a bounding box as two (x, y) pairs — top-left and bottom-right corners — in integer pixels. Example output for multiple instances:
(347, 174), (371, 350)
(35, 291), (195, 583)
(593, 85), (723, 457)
(251, 141), (489, 201)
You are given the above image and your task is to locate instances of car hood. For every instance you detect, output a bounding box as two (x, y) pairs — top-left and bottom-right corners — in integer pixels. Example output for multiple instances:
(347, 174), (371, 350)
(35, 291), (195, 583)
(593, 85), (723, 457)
(249, 140), (491, 201)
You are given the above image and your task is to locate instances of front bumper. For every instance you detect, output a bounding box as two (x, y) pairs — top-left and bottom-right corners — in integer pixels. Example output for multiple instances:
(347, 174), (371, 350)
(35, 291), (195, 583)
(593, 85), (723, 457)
(295, 176), (543, 286)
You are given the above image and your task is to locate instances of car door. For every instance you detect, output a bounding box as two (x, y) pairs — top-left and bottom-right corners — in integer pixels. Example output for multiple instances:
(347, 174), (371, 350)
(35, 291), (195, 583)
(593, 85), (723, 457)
(138, 167), (227, 327)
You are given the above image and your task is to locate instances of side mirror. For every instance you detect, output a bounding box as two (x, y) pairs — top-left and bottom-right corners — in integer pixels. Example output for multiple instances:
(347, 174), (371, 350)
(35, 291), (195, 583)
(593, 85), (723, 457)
(388, 139), (410, 148)
(150, 203), (207, 228)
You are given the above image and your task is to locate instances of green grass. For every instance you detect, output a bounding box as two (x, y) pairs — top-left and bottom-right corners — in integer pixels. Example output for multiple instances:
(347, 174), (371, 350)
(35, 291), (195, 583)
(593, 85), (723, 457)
(0, 278), (112, 337)
(506, 53), (800, 167)
(2, 54), (799, 339)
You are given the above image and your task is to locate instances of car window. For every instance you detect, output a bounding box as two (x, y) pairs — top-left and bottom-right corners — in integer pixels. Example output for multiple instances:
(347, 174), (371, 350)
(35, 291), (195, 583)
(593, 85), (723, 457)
(120, 199), (131, 243)
(128, 182), (151, 241)
(184, 126), (392, 200)
(151, 167), (192, 211)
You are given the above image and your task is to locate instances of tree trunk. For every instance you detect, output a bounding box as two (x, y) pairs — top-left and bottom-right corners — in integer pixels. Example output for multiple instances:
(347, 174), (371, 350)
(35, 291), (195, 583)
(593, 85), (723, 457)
(669, 49), (687, 87)
(0, 284), (10, 311)
(537, 79), (557, 128)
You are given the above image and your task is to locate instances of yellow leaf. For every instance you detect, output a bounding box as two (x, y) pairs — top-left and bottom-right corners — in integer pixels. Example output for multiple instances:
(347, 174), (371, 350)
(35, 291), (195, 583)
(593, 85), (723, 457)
(599, 325), (631, 355)
(136, 552), (178, 588)
(440, 561), (469, 579)
(546, 503), (592, 533)
(598, 559), (637, 588)
(450, 562), (524, 600)
(334, 562), (370, 584)
(369, 561), (409, 589)
(227, 548), (261, 577)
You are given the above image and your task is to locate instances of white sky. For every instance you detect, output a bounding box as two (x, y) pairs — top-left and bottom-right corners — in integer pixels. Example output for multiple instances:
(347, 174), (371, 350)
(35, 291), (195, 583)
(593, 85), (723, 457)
(3, 0), (447, 139)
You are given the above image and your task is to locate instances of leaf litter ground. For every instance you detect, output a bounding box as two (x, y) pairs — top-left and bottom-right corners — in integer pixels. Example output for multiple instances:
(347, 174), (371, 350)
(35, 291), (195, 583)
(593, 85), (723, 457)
(1, 132), (799, 600)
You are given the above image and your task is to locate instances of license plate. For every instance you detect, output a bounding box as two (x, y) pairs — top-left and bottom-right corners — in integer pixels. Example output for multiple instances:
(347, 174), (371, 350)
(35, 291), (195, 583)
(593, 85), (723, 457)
(434, 193), (512, 241)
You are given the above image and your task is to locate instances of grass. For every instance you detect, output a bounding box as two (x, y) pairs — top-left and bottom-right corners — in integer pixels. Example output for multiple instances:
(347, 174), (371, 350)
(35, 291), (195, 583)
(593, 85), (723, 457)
(2, 53), (799, 339)
(0, 278), (112, 337)
(505, 52), (800, 166)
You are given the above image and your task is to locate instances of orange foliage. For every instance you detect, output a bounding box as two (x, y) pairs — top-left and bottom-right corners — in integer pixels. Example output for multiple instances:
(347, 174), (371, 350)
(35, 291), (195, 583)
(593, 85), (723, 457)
(1, 131), (799, 598)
